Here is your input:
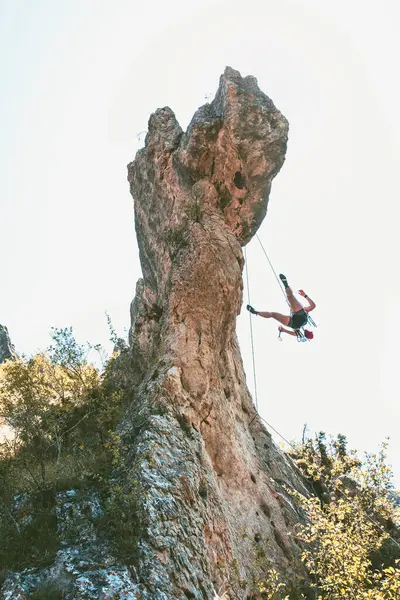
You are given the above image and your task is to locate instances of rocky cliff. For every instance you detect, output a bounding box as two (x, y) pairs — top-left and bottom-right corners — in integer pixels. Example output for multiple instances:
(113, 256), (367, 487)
(0, 68), (311, 600)
(124, 67), (310, 597)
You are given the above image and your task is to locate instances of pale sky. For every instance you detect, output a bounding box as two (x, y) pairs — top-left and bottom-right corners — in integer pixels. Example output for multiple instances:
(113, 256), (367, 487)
(1, 0), (399, 484)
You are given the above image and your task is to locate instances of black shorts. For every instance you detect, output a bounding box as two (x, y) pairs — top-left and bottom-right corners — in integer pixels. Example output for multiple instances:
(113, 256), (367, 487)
(289, 308), (308, 330)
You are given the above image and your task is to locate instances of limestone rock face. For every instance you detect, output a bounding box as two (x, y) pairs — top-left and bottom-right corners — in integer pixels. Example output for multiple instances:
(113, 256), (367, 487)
(1, 491), (140, 599)
(125, 67), (309, 598)
(0, 325), (15, 364)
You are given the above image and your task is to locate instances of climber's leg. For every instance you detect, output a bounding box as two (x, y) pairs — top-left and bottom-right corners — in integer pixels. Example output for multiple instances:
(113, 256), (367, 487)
(280, 273), (303, 312)
(258, 311), (291, 326)
(285, 287), (303, 313)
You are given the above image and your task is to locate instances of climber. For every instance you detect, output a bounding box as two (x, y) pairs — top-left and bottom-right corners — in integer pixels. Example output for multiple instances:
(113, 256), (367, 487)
(246, 274), (316, 339)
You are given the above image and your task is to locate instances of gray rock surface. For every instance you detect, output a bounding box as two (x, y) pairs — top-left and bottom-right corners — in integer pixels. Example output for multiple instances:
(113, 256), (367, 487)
(1, 490), (141, 599)
(0, 325), (15, 364)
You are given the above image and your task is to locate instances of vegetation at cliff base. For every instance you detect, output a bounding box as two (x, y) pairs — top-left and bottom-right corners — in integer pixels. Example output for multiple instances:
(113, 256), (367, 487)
(0, 325), (133, 574)
(253, 433), (400, 599)
(1, 328), (400, 599)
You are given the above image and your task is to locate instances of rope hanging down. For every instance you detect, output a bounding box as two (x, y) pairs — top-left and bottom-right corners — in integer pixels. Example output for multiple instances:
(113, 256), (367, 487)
(244, 246), (258, 410)
(255, 233), (290, 307)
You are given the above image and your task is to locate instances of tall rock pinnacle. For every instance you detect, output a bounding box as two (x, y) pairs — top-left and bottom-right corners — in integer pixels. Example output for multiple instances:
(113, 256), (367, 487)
(126, 67), (309, 598)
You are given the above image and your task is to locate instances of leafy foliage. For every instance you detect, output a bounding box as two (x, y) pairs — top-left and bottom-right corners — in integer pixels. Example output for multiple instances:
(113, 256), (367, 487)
(248, 434), (400, 600)
(0, 490), (58, 572)
(287, 434), (400, 599)
(0, 324), (131, 571)
(30, 579), (66, 599)
(98, 477), (142, 564)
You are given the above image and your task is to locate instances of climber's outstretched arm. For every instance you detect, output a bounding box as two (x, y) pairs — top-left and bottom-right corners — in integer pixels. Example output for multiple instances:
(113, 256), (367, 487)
(299, 290), (316, 312)
(278, 326), (297, 337)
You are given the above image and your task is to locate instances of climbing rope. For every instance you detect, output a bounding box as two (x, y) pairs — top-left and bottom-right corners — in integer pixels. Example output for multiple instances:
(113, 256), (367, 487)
(244, 246), (259, 410)
(255, 233), (290, 307)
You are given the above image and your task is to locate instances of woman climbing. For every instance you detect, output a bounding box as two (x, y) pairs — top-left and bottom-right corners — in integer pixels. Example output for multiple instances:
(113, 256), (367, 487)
(246, 274), (316, 340)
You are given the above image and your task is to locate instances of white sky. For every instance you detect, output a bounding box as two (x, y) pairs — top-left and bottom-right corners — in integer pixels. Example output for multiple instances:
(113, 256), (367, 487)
(1, 0), (399, 484)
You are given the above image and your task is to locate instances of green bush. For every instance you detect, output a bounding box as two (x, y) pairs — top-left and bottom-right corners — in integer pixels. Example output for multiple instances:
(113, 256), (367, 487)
(30, 579), (66, 599)
(0, 325), (130, 572)
(97, 479), (142, 565)
(250, 434), (400, 600)
(0, 491), (58, 571)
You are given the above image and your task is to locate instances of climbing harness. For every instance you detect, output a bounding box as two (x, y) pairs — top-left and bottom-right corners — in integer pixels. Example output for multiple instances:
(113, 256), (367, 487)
(306, 313), (317, 328)
(295, 315), (317, 343)
(295, 329), (309, 343)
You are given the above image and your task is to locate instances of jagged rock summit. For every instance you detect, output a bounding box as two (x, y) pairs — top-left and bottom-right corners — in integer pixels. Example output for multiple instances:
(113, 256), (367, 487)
(0, 325), (15, 364)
